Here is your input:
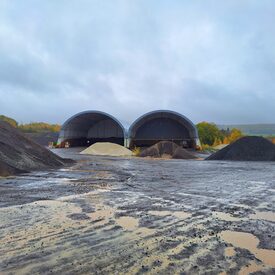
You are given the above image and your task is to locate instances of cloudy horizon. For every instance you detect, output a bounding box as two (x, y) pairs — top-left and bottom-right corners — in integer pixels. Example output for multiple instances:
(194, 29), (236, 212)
(0, 0), (275, 126)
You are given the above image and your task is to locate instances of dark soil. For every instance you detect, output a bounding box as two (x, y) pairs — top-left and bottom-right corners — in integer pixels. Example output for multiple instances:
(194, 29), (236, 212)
(140, 141), (197, 159)
(0, 121), (73, 176)
(207, 136), (275, 161)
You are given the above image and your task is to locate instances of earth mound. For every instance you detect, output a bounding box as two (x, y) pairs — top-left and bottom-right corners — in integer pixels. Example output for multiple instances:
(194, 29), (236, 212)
(206, 136), (275, 161)
(140, 141), (197, 159)
(0, 121), (72, 176)
(80, 142), (133, 157)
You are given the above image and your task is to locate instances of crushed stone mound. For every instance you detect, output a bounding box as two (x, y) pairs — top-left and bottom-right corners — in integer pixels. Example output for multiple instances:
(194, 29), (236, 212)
(80, 142), (133, 157)
(25, 132), (59, 146)
(0, 160), (26, 177)
(139, 141), (197, 159)
(0, 121), (72, 177)
(206, 136), (275, 161)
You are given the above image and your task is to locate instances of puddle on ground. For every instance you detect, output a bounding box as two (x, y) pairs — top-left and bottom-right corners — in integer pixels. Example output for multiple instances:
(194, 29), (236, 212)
(149, 210), (172, 217)
(149, 210), (191, 220)
(88, 205), (152, 234)
(220, 230), (275, 267)
(224, 247), (235, 257)
(89, 207), (115, 219)
(173, 211), (192, 219)
(249, 211), (275, 222)
(238, 262), (265, 275)
(89, 207), (115, 226)
(213, 211), (243, 222)
(135, 227), (156, 237)
(116, 216), (139, 231)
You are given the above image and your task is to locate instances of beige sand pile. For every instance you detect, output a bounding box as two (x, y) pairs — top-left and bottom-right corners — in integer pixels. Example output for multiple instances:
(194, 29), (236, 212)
(80, 142), (133, 157)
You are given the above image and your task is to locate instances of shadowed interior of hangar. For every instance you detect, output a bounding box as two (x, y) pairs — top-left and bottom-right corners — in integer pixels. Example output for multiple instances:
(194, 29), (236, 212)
(58, 111), (125, 147)
(128, 111), (198, 149)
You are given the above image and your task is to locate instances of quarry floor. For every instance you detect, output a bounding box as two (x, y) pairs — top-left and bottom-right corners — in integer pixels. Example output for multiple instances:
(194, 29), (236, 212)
(0, 148), (275, 274)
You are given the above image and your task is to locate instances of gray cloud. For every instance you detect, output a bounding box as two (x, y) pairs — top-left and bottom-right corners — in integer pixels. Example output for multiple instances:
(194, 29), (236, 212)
(0, 0), (275, 125)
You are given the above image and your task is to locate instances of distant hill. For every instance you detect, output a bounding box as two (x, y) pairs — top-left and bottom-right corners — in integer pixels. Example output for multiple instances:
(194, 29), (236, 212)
(218, 124), (275, 136)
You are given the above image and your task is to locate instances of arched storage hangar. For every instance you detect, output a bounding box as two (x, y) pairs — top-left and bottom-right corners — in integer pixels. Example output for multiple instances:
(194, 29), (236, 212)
(58, 111), (125, 147)
(128, 110), (199, 149)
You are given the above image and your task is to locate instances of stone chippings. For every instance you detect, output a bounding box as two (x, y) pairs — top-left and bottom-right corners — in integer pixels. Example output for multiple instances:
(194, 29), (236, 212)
(207, 136), (275, 161)
(140, 141), (197, 159)
(0, 121), (72, 177)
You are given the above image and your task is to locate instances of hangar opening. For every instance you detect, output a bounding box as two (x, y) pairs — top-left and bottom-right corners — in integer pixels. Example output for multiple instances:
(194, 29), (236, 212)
(58, 111), (125, 147)
(128, 110), (199, 149)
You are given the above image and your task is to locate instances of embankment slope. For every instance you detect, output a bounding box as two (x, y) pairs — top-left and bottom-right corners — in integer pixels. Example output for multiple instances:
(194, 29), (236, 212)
(0, 121), (72, 176)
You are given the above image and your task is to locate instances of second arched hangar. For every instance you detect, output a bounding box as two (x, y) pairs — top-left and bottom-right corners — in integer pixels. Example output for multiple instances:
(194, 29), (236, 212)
(127, 110), (199, 149)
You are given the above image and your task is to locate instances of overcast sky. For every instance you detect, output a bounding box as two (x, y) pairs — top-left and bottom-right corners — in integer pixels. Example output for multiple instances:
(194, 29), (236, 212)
(0, 0), (275, 125)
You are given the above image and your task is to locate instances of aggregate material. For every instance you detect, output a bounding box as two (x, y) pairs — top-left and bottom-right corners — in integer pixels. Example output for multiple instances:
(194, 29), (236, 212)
(0, 148), (275, 274)
(207, 136), (275, 161)
(80, 142), (133, 157)
(25, 132), (59, 146)
(140, 141), (197, 159)
(0, 121), (72, 177)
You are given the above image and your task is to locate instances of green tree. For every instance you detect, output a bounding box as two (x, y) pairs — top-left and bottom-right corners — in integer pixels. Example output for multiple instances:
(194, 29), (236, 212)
(196, 122), (224, 146)
(0, 115), (18, 127)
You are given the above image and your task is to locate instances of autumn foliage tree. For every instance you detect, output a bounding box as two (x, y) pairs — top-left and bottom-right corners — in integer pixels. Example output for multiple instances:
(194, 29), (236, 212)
(225, 128), (243, 144)
(196, 122), (224, 146)
(197, 122), (243, 147)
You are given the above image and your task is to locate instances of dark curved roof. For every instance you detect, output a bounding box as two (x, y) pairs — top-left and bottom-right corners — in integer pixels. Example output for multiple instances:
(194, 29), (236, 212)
(61, 110), (125, 131)
(58, 110), (125, 141)
(128, 110), (198, 139)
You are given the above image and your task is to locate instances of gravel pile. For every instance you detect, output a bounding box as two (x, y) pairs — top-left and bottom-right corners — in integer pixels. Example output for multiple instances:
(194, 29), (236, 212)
(0, 121), (72, 177)
(0, 160), (26, 177)
(140, 141), (197, 159)
(206, 136), (275, 161)
(80, 142), (133, 157)
(25, 132), (59, 146)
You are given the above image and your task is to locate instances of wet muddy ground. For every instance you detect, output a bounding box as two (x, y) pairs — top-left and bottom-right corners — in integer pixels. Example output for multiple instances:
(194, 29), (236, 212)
(0, 148), (275, 274)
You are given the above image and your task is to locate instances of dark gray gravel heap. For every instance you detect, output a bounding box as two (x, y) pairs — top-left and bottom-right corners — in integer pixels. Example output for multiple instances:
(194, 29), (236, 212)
(25, 132), (59, 146)
(0, 121), (73, 176)
(206, 136), (275, 161)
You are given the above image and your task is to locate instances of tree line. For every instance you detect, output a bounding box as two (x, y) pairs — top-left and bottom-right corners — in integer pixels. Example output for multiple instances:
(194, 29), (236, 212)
(0, 115), (61, 133)
(196, 121), (243, 148)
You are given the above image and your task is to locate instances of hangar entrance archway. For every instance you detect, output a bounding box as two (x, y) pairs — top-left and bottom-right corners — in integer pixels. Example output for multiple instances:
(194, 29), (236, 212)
(58, 111), (125, 147)
(128, 110), (199, 149)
